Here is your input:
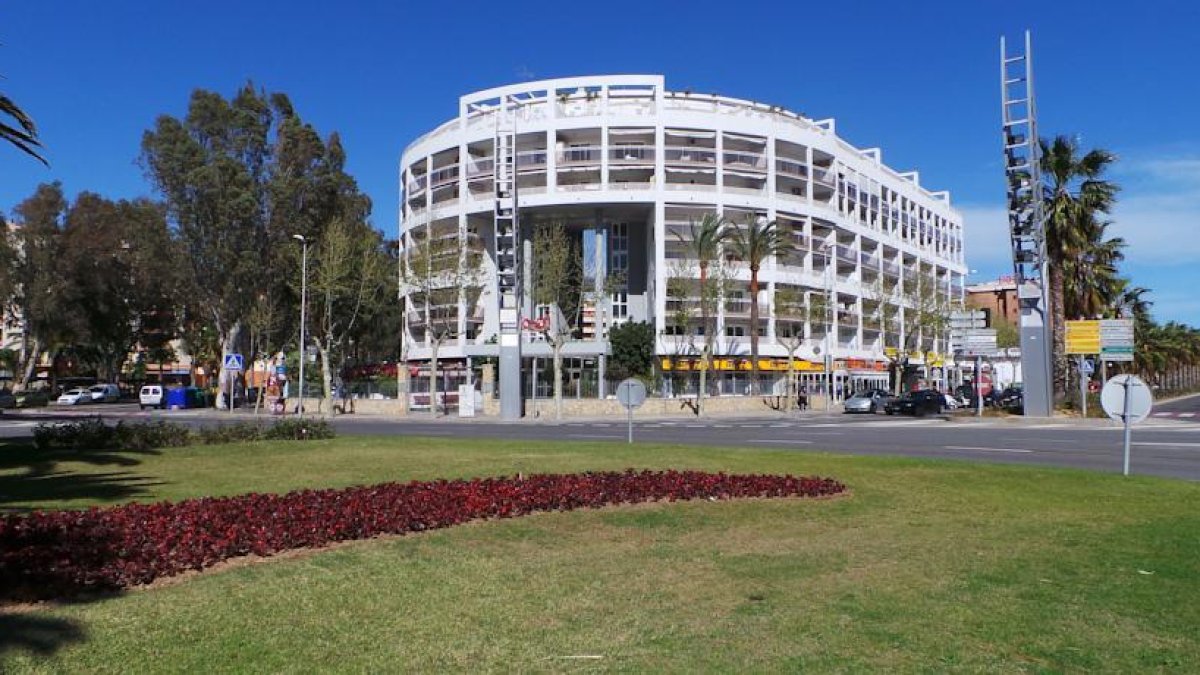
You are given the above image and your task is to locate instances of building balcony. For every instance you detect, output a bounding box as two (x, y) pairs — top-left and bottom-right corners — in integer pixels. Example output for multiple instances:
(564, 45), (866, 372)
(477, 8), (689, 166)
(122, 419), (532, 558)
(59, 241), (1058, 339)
(776, 158), (808, 179)
(608, 146), (655, 165)
(557, 146), (602, 166)
(429, 164), (459, 190)
(812, 167), (836, 187)
(517, 150), (547, 170)
(663, 146), (717, 165)
(723, 150), (767, 172)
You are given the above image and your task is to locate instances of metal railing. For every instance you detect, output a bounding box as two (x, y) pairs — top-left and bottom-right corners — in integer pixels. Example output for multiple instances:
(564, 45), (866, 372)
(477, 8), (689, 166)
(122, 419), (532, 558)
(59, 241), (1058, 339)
(465, 157), (493, 177)
(608, 146), (655, 163)
(429, 164), (459, 189)
(516, 149), (547, 168)
(406, 175), (427, 195)
(663, 146), (717, 164)
(812, 167), (836, 186)
(776, 158), (809, 178)
(557, 146), (602, 164)
(723, 150), (767, 171)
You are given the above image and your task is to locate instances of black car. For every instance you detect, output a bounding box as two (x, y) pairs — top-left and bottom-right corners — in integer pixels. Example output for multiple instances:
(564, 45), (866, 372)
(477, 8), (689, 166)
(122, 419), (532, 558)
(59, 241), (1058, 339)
(885, 389), (945, 417)
(996, 387), (1024, 413)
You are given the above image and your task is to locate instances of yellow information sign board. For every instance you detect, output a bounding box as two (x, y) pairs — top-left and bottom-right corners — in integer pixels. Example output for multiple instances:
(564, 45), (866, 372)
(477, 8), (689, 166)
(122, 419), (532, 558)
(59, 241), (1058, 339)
(1065, 320), (1101, 354)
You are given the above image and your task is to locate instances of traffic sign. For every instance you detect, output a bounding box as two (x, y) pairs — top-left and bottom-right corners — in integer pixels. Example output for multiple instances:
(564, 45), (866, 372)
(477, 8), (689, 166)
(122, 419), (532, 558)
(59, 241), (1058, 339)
(223, 353), (244, 371)
(1101, 374), (1154, 476)
(1065, 320), (1101, 354)
(1101, 374), (1152, 424)
(616, 378), (647, 444)
(1080, 358), (1095, 376)
(1100, 319), (1135, 361)
(617, 378), (647, 409)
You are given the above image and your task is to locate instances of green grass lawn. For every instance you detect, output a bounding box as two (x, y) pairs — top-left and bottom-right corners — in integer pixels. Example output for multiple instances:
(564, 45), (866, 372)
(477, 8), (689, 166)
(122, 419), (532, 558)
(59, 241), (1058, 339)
(2, 436), (1198, 672)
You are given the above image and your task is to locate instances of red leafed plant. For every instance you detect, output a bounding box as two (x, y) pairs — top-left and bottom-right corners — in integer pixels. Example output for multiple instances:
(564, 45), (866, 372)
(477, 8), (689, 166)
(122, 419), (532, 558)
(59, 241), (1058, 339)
(0, 470), (845, 601)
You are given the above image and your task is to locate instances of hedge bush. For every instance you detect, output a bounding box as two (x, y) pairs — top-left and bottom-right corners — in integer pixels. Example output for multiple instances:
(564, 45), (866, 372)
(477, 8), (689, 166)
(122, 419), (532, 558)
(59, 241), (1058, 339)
(32, 418), (335, 452)
(0, 470), (846, 600)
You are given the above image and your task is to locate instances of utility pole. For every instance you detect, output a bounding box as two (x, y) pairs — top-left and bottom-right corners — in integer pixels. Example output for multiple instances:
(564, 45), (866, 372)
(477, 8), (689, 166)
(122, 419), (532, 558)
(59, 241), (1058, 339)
(293, 234), (308, 416)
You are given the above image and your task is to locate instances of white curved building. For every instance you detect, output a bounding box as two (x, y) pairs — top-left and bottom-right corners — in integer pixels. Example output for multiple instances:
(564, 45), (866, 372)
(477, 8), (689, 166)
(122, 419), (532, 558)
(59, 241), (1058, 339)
(400, 75), (966, 401)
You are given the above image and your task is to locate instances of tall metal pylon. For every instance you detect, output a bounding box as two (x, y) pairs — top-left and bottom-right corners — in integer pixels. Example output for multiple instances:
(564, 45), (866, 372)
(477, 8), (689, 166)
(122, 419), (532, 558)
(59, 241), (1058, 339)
(1001, 30), (1053, 417)
(494, 96), (523, 419)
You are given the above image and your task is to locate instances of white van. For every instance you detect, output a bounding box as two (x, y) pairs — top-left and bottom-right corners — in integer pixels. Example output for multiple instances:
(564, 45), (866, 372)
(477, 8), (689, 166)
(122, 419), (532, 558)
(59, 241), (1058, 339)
(88, 383), (121, 403)
(139, 385), (165, 410)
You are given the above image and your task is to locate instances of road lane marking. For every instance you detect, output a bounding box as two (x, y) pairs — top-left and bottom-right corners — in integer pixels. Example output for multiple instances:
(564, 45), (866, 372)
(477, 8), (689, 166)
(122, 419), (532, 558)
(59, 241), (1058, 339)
(568, 434), (624, 439)
(1134, 441), (1200, 448)
(943, 446), (1033, 454)
(1181, 413), (1196, 418)
(1153, 412), (1172, 417)
(1001, 437), (1079, 444)
(747, 439), (813, 444)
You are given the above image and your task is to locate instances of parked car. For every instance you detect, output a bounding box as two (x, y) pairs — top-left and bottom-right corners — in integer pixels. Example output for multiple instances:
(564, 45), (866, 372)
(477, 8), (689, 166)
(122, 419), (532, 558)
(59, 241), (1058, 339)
(15, 390), (49, 408)
(139, 385), (166, 410)
(885, 389), (945, 417)
(996, 387), (1024, 413)
(56, 388), (94, 405)
(88, 383), (121, 403)
(843, 389), (894, 414)
(943, 393), (961, 410)
(0, 389), (15, 409)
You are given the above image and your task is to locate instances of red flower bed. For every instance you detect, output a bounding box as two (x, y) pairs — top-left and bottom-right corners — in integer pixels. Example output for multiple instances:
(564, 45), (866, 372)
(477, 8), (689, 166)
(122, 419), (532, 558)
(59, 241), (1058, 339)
(0, 470), (845, 601)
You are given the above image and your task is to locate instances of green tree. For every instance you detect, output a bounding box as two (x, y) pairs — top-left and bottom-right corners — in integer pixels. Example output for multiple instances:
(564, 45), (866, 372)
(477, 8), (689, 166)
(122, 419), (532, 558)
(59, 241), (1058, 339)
(676, 213), (729, 415)
(608, 321), (655, 382)
(727, 216), (792, 394)
(141, 84), (369, 407)
(7, 183), (69, 389)
(1041, 135), (1119, 402)
(310, 218), (395, 415)
(531, 223), (583, 420)
(772, 285), (807, 410)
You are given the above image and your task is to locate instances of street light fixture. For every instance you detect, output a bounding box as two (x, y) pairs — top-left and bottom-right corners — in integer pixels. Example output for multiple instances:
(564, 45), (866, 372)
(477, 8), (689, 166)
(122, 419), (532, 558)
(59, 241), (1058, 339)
(816, 240), (835, 412)
(293, 234), (307, 416)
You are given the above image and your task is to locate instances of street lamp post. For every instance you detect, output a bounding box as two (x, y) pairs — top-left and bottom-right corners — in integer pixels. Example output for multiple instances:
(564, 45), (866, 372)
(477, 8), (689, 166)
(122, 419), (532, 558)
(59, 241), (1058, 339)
(293, 234), (308, 416)
(819, 242), (835, 412)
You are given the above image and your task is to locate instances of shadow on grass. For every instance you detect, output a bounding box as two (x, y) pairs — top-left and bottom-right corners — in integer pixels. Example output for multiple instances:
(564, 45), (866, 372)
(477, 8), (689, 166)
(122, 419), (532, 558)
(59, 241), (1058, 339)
(0, 612), (86, 657)
(0, 438), (164, 513)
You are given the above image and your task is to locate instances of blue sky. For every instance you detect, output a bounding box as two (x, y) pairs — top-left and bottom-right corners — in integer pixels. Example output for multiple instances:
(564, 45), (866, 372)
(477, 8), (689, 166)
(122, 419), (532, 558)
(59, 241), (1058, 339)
(3, 0), (1198, 324)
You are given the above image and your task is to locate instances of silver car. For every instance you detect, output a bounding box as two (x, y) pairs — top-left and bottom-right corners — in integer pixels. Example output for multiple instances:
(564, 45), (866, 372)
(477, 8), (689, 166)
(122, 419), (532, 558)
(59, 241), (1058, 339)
(843, 389), (893, 414)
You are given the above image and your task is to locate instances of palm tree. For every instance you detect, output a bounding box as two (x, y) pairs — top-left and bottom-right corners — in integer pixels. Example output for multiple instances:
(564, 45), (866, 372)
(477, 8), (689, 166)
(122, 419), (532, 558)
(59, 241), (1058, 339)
(1064, 218), (1126, 320)
(728, 216), (792, 394)
(1, 91), (46, 164)
(676, 213), (728, 414)
(1041, 135), (1119, 402)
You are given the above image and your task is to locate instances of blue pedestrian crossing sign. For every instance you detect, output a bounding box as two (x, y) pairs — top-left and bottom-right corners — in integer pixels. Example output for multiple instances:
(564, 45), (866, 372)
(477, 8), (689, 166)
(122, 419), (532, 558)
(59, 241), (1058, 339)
(223, 353), (245, 371)
(1081, 358), (1095, 376)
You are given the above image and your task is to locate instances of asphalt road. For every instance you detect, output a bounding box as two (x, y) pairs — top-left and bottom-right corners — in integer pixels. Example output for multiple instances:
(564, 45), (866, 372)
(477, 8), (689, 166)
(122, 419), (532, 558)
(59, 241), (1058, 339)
(4, 394), (1199, 480)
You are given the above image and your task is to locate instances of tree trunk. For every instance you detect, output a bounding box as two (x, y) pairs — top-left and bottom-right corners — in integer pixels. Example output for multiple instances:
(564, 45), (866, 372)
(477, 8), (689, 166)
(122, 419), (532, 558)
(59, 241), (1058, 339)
(1049, 264), (1067, 404)
(749, 268), (760, 395)
(319, 341), (333, 417)
(699, 262), (710, 415)
(786, 350), (795, 412)
(429, 338), (439, 416)
(553, 339), (563, 420)
(17, 337), (40, 391)
(216, 321), (242, 410)
(398, 351), (410, 416)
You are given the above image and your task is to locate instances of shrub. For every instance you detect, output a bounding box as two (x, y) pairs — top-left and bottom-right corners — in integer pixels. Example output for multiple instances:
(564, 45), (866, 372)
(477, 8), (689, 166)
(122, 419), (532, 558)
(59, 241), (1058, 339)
(196, 422), (263, 445)
(263, 418), (335, 441)
(0, 470), (846, 600)
(112, 421), (192, 452)
(33, 417), (116, 451)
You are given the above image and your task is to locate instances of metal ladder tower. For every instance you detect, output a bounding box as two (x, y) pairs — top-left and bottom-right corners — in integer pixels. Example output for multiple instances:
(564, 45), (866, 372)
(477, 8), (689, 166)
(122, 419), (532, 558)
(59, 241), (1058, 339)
(494, 98), (523, 419)
(1001, 30), (1053, 417)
